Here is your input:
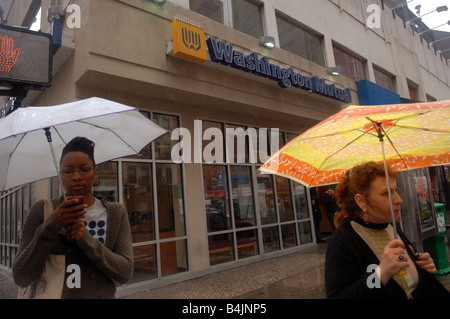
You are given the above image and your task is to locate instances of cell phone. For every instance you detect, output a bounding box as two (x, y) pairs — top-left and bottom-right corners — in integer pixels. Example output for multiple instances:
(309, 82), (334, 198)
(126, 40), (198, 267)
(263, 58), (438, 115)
(67, 195), (84, 208)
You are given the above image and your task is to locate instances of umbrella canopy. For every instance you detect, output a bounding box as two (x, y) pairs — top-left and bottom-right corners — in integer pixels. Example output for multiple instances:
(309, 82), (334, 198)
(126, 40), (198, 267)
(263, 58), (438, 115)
(0, 97), (168, 191)
(260, 100), (450, 188)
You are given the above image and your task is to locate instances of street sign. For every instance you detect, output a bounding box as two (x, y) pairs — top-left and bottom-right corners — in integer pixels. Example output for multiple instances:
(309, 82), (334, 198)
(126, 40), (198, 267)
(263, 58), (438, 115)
(0, 25), (52, 89)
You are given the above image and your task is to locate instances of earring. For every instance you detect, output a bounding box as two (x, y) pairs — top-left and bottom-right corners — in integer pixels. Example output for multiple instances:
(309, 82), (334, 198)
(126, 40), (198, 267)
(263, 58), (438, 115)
(363, 210), (369, 224)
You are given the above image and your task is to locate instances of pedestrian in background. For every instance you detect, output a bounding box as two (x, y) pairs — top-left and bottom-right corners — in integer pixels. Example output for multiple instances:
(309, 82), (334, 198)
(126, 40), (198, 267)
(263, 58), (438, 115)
(324, 188), (339, 231)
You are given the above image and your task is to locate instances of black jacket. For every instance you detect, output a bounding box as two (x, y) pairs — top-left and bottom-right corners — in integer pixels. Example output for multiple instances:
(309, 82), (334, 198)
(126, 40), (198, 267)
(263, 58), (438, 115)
(325, 219), (449, 299)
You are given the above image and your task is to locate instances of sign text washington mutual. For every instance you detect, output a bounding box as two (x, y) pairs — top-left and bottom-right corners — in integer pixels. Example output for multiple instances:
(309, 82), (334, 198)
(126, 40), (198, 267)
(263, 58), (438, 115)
(207, 38), (352, 103)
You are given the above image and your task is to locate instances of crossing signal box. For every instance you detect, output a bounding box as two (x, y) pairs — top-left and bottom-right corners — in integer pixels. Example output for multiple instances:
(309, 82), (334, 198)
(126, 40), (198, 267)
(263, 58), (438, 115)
(0, 25), (52, 90)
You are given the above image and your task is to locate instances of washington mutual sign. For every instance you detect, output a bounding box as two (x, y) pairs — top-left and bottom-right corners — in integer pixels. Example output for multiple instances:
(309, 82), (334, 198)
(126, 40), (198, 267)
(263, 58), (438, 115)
(206, 38), (352, 103)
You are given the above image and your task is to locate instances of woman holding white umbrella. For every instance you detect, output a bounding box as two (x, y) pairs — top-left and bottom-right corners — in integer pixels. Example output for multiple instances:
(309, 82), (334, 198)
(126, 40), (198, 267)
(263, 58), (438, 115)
(13, 137), (133, 299)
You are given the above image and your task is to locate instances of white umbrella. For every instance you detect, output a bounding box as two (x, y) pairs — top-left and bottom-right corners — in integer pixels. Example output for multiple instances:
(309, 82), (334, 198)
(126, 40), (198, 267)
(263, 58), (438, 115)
(0, 97), (168, 192)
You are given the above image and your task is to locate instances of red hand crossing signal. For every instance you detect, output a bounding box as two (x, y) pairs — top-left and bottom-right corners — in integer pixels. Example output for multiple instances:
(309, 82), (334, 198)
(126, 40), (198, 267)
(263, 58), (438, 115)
(0, 25), (52, 89)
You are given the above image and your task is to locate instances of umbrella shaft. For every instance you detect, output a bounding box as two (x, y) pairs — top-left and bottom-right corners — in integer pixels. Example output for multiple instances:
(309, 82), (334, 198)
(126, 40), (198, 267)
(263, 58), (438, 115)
(44, 128), (66, 199)
(380, 140), (398, 239)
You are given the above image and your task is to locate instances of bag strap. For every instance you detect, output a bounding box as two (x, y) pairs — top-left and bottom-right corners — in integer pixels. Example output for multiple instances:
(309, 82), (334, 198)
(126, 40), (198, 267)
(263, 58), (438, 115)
(43, 200), (54, 220)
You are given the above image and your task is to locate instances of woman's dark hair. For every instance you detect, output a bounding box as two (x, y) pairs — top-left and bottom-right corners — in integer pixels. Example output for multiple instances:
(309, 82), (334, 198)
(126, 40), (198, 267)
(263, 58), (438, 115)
(60, 137), (96, 166)
(335, 161), (397, 218)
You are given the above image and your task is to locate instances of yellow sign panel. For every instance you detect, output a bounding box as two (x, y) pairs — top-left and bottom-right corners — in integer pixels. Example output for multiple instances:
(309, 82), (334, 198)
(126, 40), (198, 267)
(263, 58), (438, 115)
(172, 19), (207, 63)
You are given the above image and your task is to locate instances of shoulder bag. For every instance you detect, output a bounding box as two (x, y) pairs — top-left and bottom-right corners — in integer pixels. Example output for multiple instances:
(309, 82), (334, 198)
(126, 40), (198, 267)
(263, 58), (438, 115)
(17, 200), (66, 299)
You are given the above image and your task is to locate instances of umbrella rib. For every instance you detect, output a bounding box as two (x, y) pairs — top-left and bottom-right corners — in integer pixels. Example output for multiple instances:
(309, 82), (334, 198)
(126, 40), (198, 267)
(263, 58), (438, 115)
(298, 127), (366, 141)
(388, 124), (449, 134)
(77, 120), (141, 152)
(383, 130), (409, 170)
(51, 126), (68, 145)
(2, 133), (27, 190)
(314, 130), (368, 177)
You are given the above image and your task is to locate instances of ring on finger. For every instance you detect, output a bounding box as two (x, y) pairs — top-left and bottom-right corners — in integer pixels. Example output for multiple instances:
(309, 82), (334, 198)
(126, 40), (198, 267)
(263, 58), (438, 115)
(398, 254), (405, 261)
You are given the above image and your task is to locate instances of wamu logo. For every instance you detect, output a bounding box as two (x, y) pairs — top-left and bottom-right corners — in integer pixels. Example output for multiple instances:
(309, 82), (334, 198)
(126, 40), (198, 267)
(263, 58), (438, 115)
(182, 28), (202, 51)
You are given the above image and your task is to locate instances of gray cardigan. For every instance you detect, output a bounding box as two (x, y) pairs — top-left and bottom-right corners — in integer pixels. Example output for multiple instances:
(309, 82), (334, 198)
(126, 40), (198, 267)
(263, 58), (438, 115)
(13, 197), (134, 299)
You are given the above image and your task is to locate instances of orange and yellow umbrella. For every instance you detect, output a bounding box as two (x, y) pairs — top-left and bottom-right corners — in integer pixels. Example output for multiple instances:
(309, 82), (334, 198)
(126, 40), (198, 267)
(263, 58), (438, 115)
(260, 100), (450, 188)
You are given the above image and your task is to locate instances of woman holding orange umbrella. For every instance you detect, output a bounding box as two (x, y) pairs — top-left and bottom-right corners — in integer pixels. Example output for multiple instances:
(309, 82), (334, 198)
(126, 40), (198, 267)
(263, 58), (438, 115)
(325, 161), (448, 299)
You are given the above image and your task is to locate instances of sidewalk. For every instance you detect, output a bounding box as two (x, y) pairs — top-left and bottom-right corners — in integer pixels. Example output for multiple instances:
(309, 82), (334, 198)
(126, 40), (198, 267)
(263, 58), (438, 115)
(1, 239), (449, 299)
(121, 242), (328, 299)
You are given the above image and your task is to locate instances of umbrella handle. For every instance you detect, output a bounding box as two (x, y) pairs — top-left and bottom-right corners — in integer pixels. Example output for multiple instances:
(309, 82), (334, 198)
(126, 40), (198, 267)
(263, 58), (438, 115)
(44, 128), (67, 199)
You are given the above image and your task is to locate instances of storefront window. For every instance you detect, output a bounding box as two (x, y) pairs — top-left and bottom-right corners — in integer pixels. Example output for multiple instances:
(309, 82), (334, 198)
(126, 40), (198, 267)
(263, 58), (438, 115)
(203, 121), (314, 266)
(154, 114), (179, 160)
(208, 233), (234, 265)
(204, 165), (231, 232)
(298, 221), (313, 245)
(281, 223), (297, 248)
(262, 226), (280, 253)
(276, 14), (325, 66)
(230, 166), (255, 227)
(293, 183), (308, 220)
(131, 244), (157, 283)
(156, 164), (185, 239)
(236, 229), (258, 259)
(160, 239), (188, 277)
(123, 162), (154, 243)
(94, 162), (118, 202)
(275, 175), (293, 222)
(226, 124), (250, 164)
(257, 170), (277, 225)
(203, 121), (225, 163)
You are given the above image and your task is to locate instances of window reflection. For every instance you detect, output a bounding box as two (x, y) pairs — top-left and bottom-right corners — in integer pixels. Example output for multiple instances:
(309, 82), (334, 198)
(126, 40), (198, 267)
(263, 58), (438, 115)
(190, 0), (224, 24)
(299, 221), (313, 245)
(231, 0), (263, 38)
(157, 164), (185, 239)
(204, 165), (231, 232)
(131, 244), (157, 283)
(230, 166), (255, 228)
(276, 14), (325, 66)
(262, 226), (280, 253)
(281, 223), (297, 248)
(123, 162), (154, 242)
(160, 239), (188, 277)
(208, 233), (234, 265)
(275, 175), (293, 222)
(293, 184), (308, 220)
(154, 114), (180, 160)
(190, 0), (264, 39)
(257, 171), (277, 225)
(93, 162), (118, 202)
(236, 229), (258, 259)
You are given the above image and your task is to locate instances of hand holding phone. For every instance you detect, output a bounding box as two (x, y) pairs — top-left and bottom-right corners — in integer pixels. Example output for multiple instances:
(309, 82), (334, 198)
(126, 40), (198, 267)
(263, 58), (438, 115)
(67, 195), (84, 210)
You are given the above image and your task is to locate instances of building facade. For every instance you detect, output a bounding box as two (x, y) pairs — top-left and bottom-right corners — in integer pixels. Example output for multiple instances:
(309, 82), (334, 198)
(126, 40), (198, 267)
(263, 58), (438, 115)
(1, 0), (450, 296)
